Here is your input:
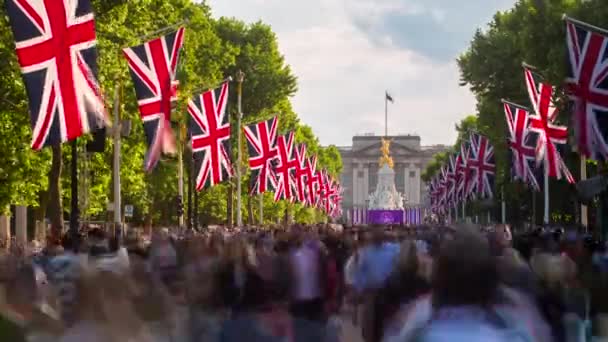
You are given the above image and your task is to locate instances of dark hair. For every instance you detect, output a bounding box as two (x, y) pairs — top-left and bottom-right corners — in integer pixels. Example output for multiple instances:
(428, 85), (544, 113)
(432, 231), (500, 309)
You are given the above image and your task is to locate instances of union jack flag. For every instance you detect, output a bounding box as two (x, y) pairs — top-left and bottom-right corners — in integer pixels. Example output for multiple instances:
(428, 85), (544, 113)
(304, 155), (320, 206)
(244, 116), (279, 195)
(446, 154), (457, 206)
(437, 166), (448, 211)
(315, 169), (327, 210)
(466, 133), (495, 199)
(502, 100), (540, 191)
(524, 67), (575, 183)
(293, 144), (308, 204)
(331, 184), (343, 218)
(565, 18), (608, 160)
(457, 143), (472, 201)
(453, 151), (465, 202)
(319, 171), (337, 214)
(5, 0), (108, 150)
(187, 82), (232, 190)
(123, 27), (185, 171)
(273, 132), (297, 202)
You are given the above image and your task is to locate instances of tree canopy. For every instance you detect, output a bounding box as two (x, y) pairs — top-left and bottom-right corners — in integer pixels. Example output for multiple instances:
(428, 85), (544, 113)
(0, 0), (342, 226)
(423, 0), (608, 224)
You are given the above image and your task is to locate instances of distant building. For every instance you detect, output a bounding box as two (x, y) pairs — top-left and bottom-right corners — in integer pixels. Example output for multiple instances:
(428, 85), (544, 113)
(337, 134), (449, 214)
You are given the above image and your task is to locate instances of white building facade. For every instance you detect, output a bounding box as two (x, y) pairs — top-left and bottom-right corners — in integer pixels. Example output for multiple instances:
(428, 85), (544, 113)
(337, 134), (448, 220)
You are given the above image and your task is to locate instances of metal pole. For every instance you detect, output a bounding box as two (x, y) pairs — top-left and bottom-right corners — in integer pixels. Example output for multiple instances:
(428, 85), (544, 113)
(259, 193), (263, 225)
(112, 84), (121, 229)
(187, 146), (193, 230)
(194, 186), (198, 230)
(501, 186), (506, 224)
(462, 200), (465, 222)
(544, 162), (549, 225)
(236, 70), (245, 227)
(581, 155), (588, 230)
(384, 93), (388, 137)
(178, 125), (184, 228)
(532, 189), (537, 226)
(70, 139), (79, 236)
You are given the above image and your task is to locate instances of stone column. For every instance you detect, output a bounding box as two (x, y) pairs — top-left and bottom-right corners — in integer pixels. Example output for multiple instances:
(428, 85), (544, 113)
(352, 164), (359, 206)
(404, 163), (411, 204)
(15, 205), (27, 246)
(0, 214), (10, 249)
(413, 167), (421, 205)
(363, 165), (369, 205)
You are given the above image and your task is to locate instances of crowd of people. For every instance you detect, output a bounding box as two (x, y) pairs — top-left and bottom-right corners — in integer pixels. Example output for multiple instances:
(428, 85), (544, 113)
(0, 222), (607, 341)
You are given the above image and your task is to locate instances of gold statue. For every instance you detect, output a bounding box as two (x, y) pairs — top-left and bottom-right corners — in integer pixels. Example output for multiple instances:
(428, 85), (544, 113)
(379, 138), (394, 169)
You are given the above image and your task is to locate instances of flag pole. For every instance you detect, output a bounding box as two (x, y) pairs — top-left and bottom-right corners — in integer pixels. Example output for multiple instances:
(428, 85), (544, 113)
(178, 124), (184, 229)
(384, 92), (388, 137)
(501, 186), (506, 224)
(581, 155), (588, 231)
(236, 70), (245, 227)
(543, 161), (549, 225)
(112, 84), (122, 233)
(70, 139), (79, 238)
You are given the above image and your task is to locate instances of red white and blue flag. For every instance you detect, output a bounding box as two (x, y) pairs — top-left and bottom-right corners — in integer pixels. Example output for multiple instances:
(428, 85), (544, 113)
(273, 132), (297, 202)
(123, 27), (185, 171)
(524, 67), (575, 183)
(244, 116), (279, 195)
(5, 0), (108, 150)
(304, 155), (320, 206)
(503, 100), (540, 191)
(467, 133), (496, 199)
(458, 143), (473, 201)
(293, 144), (309, 204)
(565, 18), (608, 160)
(446, 154), (457, 206)
(188, 82), (232, 190)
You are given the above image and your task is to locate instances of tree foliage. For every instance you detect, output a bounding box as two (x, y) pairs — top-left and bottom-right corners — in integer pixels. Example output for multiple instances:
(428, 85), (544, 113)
(0, 0), (341, 227)
(450, 0), (608, 223)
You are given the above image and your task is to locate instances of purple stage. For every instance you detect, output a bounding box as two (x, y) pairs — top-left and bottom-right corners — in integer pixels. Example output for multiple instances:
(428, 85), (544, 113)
(367, 210), (405, 225)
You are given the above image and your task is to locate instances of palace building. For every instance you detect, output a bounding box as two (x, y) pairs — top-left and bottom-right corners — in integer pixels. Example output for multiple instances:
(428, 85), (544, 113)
(337, 134), (449, 216)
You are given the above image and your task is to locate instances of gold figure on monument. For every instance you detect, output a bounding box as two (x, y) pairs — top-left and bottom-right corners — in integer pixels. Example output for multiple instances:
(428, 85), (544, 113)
(379, 138), (394, 169)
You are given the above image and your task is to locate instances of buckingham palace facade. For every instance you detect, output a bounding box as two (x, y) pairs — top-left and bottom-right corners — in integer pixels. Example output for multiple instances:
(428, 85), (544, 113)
(337, 134), (448, 212)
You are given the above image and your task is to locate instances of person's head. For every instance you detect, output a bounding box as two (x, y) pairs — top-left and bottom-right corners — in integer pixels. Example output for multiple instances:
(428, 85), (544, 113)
(432, 229), (499, 309)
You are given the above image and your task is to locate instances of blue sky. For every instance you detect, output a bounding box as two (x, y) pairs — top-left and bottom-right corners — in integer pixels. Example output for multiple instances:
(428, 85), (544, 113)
(206, 0), (515, 146)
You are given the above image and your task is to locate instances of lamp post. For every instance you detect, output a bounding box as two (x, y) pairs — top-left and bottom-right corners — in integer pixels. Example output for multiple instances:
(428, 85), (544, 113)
(236, 70), (245, 227)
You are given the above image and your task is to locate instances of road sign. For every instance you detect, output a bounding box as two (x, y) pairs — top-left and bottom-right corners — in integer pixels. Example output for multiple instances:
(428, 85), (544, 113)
(124, 205), (134, 218)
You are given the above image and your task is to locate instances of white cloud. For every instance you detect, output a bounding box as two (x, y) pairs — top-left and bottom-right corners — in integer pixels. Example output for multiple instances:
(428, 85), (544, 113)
(206, 0), (512, 146)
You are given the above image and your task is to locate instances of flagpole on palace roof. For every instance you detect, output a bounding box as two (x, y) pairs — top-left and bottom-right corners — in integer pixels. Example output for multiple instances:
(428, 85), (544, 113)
(385, 91), (389, 137)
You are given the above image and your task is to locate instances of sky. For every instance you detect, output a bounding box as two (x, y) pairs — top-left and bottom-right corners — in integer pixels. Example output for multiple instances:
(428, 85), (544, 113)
(206, 0), (516, 147)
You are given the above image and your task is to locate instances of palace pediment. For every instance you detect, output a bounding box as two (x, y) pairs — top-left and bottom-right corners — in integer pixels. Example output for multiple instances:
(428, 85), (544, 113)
(354, 141), (419, 157)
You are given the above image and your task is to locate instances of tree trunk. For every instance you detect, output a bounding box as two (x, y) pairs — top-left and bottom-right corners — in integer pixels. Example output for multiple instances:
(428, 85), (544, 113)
(48, 144), (63, 240)
(35, 190), (48, 224)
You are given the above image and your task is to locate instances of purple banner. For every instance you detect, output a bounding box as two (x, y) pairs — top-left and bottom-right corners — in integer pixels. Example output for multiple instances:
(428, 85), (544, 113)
(367, 210), (404, 225)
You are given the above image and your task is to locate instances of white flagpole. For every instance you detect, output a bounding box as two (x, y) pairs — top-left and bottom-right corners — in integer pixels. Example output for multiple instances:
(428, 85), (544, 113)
(581, 156), (588, 230)
(112, 84), (121, 229)
(501, 186), (506, 224)
(543, 161), (549, 225)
